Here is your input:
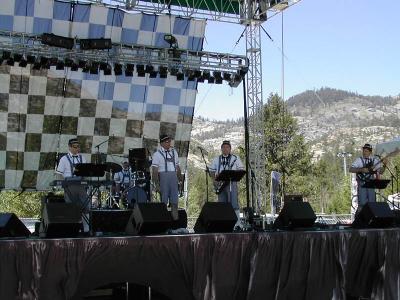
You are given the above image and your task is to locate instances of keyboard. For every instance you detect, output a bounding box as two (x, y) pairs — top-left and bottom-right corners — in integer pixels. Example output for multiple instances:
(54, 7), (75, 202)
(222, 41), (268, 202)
(50, 179), (114, 188)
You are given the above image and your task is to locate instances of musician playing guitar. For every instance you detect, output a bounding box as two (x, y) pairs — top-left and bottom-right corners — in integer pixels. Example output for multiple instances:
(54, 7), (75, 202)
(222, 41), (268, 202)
(209, 140), (244, 223)
(349, 143), (387, 209)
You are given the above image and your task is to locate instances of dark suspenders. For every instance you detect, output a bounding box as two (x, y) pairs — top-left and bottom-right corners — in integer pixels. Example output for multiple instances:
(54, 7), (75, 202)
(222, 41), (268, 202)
(66, 154), (82, 177)
(158, 149), (176, 172)
(217, 155), (237, 173)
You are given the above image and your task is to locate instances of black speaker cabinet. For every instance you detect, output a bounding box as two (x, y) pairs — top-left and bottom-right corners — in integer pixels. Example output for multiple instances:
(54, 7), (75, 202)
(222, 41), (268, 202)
(0, 213), (30, 238)
(274, 201), (316, 229)
(126, 203), (172, 235)
(91, 209), (132, 233)
(41, 203), (82, 238)
(194, 202), (237, 233)
(170, 209), (188, 230)
(353, 202), (394, 228)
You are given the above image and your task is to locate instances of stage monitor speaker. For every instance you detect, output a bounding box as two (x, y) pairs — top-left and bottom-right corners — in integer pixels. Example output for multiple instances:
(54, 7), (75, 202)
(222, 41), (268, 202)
(91, 209), (133, 233)
(352, 202), (394, 228)
(0, 213), (30, 238)
(274, 201), (316, 229)
(41, 203), (82, 238)
(194, 202), (237, 233)
(170, 209), (188, 230)
(126, 203), (172, 235)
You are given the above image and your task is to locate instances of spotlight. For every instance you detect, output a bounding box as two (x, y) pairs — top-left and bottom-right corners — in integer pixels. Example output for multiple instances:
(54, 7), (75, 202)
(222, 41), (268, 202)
(103, 65), (112, 75)
(202, 71), (211, 80)
(187, 71), (196, 81)
(99, 62), (108, 71)
(78, 60), (86, 69)
(164, 34), (178, 48)
(33, 62), (41, 70)
(19, 58), (27, 67)
(159, 66), (168, 78)
(125, 63), (134, 77)
(149, 71), (157, 78)
(197, 76), (204, 83)
(90, 62), (99, 74)
(71, 62), (79, 71)
(170, 67), (178, 76)
(64, 58), (73, 68)
(7, 58), (14, 66)
(56, 60), (64, 70)
(145, 65), (154, 73)
(223, 73), (232, 81)
(136, 64), (145, 77)
(2, 51), (11, 59)
(194, 70), (202, 78)
(49, 57), (58, 66)
(82, 64), (90, 73)
(213, 71), (223, 84)
(13, 53), (22, 62)
(114, 63), (122, 76)
(176, 72), (184, 81)
(239, 67), (249, 77)
(229, 73), (243, 88)
(208, 76), (215, 84)
(27, 55), (35, 64)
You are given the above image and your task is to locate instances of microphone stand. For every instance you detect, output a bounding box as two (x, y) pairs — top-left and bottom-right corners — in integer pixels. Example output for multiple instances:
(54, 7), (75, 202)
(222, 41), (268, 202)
(198, 148), (210, 203)
(94, 137), (111, 164)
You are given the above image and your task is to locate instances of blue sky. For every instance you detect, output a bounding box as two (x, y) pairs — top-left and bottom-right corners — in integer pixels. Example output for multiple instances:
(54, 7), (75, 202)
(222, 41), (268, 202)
(195, 0), (400, 120)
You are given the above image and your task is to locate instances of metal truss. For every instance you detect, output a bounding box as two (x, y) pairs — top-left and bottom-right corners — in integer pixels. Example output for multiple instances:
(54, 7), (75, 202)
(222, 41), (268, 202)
(0, 31), (248, 76)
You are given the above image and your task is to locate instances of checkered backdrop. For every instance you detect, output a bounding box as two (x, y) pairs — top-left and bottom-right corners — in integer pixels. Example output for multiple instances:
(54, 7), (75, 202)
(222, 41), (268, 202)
(0, 0), (205, 190)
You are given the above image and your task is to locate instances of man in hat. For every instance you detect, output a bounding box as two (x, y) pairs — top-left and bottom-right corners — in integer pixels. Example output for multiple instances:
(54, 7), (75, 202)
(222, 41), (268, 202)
(152, 134), (182, 220)
(210, 140), (244, 226)
(55, 138), (89, 229)
(349, 143), (387, 208)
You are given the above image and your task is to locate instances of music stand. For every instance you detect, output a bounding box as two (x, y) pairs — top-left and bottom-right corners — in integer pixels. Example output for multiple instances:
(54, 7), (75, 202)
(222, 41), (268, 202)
(74, 163), (106, 177)
(362, 179), (391, 189)
(216, 170), (246, 206)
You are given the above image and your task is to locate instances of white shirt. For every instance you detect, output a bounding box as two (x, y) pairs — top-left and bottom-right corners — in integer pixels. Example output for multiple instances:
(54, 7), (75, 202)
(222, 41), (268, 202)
(152, 147), (179, 172)
(351, 155), (382, 181)
(114, 168), (132, 184)
(210, 154), (244, 175)
(56, 152), (86, 178)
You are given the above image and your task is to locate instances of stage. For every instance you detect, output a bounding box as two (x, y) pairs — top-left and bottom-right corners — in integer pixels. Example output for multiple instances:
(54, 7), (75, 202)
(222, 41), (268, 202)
(1, 228), (400, 300)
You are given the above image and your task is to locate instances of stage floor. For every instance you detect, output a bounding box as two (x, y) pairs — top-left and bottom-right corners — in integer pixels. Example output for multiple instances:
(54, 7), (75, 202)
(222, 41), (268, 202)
(1, 228), (400, 300)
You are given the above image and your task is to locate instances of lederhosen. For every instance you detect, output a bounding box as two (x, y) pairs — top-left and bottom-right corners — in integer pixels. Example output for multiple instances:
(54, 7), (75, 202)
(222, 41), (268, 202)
(119, 169), (131, 190)
(356, 156), (376, 206)
(217, 155), (239, 210)
(158, 149), (179, 205)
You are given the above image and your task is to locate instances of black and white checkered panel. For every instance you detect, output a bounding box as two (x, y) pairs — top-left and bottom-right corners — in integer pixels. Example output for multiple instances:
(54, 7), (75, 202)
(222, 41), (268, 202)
(0, 1), (205, 190)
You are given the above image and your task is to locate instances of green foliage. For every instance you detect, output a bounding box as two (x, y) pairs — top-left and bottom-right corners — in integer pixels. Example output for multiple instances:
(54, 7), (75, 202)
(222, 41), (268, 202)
(326, 176), (352, 214)
(0, 191), (42, 218)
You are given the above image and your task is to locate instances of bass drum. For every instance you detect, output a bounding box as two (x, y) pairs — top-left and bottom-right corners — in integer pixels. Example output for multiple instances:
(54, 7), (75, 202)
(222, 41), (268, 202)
(127, 186), (148, 207)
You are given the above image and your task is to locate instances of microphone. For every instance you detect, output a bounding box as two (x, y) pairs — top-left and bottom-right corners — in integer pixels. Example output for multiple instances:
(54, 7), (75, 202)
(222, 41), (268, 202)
(197, 146), (208, 155)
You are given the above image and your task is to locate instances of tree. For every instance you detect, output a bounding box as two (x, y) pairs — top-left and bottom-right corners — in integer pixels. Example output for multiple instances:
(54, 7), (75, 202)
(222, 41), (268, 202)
(264, 94), (313, 208)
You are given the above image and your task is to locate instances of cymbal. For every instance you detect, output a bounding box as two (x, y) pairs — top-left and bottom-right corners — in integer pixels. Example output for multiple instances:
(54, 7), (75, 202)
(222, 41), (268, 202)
(104, 162), (122, 173)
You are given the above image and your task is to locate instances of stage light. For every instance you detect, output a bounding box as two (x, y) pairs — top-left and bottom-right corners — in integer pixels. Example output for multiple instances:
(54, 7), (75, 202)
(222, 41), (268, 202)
(125, 63), (134, 77)
(239, 67), (249, 77)
(33, 61), (41, 70)
(41, 33), (74, 49)
(82, 64), (90, 73)
(13, 53), (22, 62)
(170, 67), (178, 76)
(164, 34), (178, 48)
(64, 58), (73, 68)
(159, 66), (168, 78)
(202, 70), (211, 80)
(80, 38), (112, 50)
(213, 71), (223, 84)
(78, 60), (86, 69)
(0, 58), (3, 65)
(149, 71), (157, 78)
(19, 58), (27, 67)
(56, 60), (65, 70)
(49, 57), (58, 66)
(7, 58), (14, 66)
(194, 70), (202, 78)
(197, 76), (204, 83)
(2, 51), (11, 59)
(187, 70), (196, 81)
(103, 65), (112, 75)
(71, 62), (79, 71)
(208, 76), (215, 84)
(114, 63), (122, 76)
(176, 72), (184, 81)
(145, 65), (154, 73)
(136, 64), (145, 77)
(99, 62), (107, 71)
(229, 74), (242, 88)
(27, 55), (35, 64)
(90, 62), (99, 74)
(223, 73), (232, 81)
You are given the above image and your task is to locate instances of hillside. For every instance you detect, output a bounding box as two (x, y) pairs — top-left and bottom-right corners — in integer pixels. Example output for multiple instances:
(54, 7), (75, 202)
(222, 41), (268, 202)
(189, 88), (400, 162)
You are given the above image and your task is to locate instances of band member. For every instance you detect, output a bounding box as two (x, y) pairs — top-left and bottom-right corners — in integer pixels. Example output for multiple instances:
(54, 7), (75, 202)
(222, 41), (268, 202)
(151, 135), (182, 220)
(114, 160), (132, 205)
(209, 140), (244, 225)
(55, 138), (89, 230)
(349, 143), (387, 208)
